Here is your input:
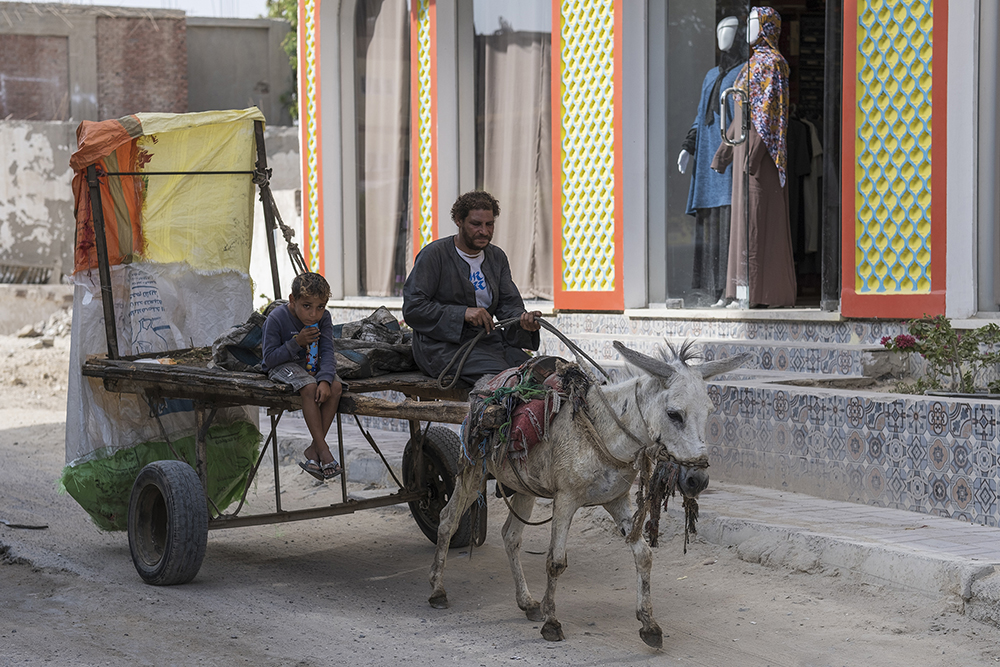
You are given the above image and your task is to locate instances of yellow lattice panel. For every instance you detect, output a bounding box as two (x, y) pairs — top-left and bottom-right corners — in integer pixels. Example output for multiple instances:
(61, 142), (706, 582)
(415, 0), (435, 248)
(301, 0), (320, 270)
(558, 0), (616, 292)
(854, 0), (933, 294)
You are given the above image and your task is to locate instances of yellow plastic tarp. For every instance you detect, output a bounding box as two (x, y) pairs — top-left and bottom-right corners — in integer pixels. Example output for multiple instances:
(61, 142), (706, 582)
(136, 108), (265, 273)
(71, 108), (267, 275)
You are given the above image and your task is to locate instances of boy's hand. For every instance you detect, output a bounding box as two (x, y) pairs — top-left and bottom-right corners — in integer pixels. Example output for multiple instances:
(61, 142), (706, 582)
(315, 380), (331, 404)
(295, 325), (321, 347)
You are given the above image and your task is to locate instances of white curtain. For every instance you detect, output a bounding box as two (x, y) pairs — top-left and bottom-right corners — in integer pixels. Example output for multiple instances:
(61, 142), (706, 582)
(357, 0), (410, 296)
(479, 32), (553, 299)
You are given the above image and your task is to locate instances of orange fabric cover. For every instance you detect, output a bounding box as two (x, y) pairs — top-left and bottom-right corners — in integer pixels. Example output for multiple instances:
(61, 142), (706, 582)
(71, 118), (145, 273)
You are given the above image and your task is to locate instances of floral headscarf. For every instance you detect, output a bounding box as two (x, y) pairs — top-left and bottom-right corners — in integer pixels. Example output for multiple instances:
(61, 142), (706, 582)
(736, 6), (789, 186)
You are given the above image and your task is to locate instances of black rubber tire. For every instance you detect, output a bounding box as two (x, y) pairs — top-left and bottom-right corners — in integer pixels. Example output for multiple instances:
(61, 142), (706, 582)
(127, 460), (208, 586)
(403, 425), (484, 548)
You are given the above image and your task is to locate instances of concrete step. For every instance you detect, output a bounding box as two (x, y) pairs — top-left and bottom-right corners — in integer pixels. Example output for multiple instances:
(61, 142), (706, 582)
(544, 312), (912, 346)
(539, 332), (899, 378)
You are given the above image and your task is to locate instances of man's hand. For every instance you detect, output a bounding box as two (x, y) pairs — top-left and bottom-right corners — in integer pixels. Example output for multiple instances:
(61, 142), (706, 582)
(315, 380), (331, 404)
(295, 325), (320, 347)
(520, 310), (542, 332)
(464, 307), (495, 333)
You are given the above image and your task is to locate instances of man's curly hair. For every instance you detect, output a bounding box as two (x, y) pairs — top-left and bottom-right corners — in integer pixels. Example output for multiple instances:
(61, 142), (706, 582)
(450, 191), (500, 222)
(290, 272), (331, 301)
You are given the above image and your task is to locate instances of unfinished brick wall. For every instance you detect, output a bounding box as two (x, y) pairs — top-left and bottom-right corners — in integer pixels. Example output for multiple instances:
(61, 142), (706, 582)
(0, 34), (70, 121)
(96, 16), (188, 119)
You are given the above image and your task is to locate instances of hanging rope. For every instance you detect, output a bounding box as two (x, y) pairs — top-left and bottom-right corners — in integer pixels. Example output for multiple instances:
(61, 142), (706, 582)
(437, 316), (611, 390)
(253, 166), (309, 276)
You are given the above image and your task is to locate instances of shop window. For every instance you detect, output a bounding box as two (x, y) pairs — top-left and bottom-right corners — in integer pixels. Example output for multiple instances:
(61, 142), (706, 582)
(473, 0), (553, 299)
(353, 0), (411, 297)
(664, 1), (830, 309)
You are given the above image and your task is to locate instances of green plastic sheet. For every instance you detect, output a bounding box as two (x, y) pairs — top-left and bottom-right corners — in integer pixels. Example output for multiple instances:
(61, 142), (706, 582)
(61, 420), (262, 531)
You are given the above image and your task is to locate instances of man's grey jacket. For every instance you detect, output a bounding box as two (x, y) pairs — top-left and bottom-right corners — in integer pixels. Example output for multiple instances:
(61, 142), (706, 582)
(402, 235), (540, 382)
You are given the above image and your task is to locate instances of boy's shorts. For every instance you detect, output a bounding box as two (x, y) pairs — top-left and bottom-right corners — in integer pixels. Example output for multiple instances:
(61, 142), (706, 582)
(268, 362), (345, 392)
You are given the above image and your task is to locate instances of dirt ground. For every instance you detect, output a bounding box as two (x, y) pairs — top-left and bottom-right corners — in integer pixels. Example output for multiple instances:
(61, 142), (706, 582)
(4, 324), (1000, 666)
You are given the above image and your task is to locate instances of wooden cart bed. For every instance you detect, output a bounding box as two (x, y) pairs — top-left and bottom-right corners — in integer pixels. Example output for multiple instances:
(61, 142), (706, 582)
(81, 350), (470, 424)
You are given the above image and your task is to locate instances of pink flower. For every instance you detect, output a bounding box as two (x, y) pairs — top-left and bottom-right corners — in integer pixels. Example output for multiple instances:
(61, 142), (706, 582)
(880, 336), (891, 346)
(894, 334), (917, 350)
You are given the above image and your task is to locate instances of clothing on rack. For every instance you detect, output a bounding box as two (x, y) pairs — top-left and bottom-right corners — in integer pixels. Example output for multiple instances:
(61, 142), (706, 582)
(785, 116), (812, 259)
(713, 120), (797, 308)
(684, 64), (744, 215)
(801, 118), (823, 254)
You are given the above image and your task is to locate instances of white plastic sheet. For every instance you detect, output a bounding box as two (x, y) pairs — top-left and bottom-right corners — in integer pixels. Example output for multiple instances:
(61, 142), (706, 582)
(65, 263), (257, 465)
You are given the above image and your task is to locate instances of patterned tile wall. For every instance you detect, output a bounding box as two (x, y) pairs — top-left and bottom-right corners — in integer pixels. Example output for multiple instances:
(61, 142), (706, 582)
(544, 313), (912, 345)
(709, 384), (1000, 526)
(541, 337), (873, 377)
(329, 307), (914, 347)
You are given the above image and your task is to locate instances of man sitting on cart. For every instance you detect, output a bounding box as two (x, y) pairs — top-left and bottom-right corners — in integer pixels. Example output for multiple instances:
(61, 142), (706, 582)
(403, 190), (542, 386)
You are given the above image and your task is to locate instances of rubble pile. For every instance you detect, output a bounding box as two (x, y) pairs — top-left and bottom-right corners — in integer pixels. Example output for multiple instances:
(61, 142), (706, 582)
(15, 308), (73, 341)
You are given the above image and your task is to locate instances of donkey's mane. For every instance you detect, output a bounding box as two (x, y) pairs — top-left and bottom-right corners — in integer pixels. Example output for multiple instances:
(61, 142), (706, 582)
(658, 339), (702, 367)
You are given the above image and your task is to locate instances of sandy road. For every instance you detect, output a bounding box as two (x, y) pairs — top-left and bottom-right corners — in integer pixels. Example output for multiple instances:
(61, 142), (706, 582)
(3, 334), (1000, 666)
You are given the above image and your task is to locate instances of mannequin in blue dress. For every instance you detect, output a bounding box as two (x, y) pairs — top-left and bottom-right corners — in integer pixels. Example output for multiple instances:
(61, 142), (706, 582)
(677, 17), (747, 307)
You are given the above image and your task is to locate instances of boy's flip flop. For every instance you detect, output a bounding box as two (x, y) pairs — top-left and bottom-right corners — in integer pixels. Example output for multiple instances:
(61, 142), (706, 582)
(321, 461), (343, 479)
(298, 459), (325, 481)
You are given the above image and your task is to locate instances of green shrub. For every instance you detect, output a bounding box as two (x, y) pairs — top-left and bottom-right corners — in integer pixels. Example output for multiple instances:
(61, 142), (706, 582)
(881, 315), (1000, 394)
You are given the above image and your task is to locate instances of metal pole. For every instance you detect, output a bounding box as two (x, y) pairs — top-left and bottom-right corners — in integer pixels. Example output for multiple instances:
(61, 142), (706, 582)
(271, 410), (283, 513)
(85, 165), (121, 359)
(254, 120), (284, 300)
(195, 406), (209, 493)
(821, 0), (843, 312)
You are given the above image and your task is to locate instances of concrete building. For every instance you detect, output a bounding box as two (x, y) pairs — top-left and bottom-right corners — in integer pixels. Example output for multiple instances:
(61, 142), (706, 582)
(0, 2), (293, 125)
(0, 2), (296, 283)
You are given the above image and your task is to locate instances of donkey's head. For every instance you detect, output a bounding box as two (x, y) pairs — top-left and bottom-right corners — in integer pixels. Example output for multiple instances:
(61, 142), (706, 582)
(613, 340), (749, 495)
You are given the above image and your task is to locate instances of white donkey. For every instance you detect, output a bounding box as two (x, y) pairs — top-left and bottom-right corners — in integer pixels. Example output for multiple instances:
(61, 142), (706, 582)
(428, 340), (748, 647)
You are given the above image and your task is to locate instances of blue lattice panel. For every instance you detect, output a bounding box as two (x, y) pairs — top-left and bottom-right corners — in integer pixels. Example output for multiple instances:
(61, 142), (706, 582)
(854, 0), (934, 294)
(557, 1), (618, 295)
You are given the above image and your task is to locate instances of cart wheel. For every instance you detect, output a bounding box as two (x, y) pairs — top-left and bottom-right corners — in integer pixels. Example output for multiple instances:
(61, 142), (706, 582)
(403, 425), (485, 548)
(127, 460), (208, 585)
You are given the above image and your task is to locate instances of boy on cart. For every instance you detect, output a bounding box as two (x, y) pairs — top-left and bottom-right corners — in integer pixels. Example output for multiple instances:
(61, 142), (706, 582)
(262, 272), (344, 480)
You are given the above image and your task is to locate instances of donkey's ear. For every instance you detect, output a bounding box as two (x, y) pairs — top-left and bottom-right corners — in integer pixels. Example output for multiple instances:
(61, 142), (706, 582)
(699, 352), (751, 380)
(613, 340), (677, 381)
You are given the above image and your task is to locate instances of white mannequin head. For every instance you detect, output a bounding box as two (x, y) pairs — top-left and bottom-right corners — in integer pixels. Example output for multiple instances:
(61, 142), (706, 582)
(717, 16), (739, 52)
(747, 8), (761, 45)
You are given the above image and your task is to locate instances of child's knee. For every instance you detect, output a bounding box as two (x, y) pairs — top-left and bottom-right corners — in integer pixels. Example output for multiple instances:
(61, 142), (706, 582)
(299, 382), (318, 398)
(331, 380), (343, 399)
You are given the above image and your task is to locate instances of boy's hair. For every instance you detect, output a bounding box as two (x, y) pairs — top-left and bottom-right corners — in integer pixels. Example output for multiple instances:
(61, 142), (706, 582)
(290, 272), (331, 301)
(451, 190), (500, 223)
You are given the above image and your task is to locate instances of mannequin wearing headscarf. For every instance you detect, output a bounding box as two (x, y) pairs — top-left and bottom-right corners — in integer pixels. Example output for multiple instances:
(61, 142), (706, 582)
(712, 6), (796, 308)
(678, 17), (747, 307)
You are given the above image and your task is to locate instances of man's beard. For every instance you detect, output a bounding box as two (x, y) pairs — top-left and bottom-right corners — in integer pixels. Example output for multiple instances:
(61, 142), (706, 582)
(462, 231), (488, 251)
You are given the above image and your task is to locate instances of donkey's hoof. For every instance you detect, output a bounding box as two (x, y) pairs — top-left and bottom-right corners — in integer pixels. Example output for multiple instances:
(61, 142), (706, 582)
(429, 592), (449, 609)
(640, 626), (663, 649)
(522, 602), (543, 622)
(541, 619), (564, 642)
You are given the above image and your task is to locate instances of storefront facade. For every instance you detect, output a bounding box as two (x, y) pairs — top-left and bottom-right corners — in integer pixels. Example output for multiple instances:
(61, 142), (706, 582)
(293, 0), (986, 321)
(287, 1), (1000, 523)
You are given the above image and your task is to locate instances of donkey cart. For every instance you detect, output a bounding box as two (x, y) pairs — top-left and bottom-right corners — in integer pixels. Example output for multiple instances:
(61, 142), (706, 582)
(81, 356), (481, 586)
(66, 109), (481, 585)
